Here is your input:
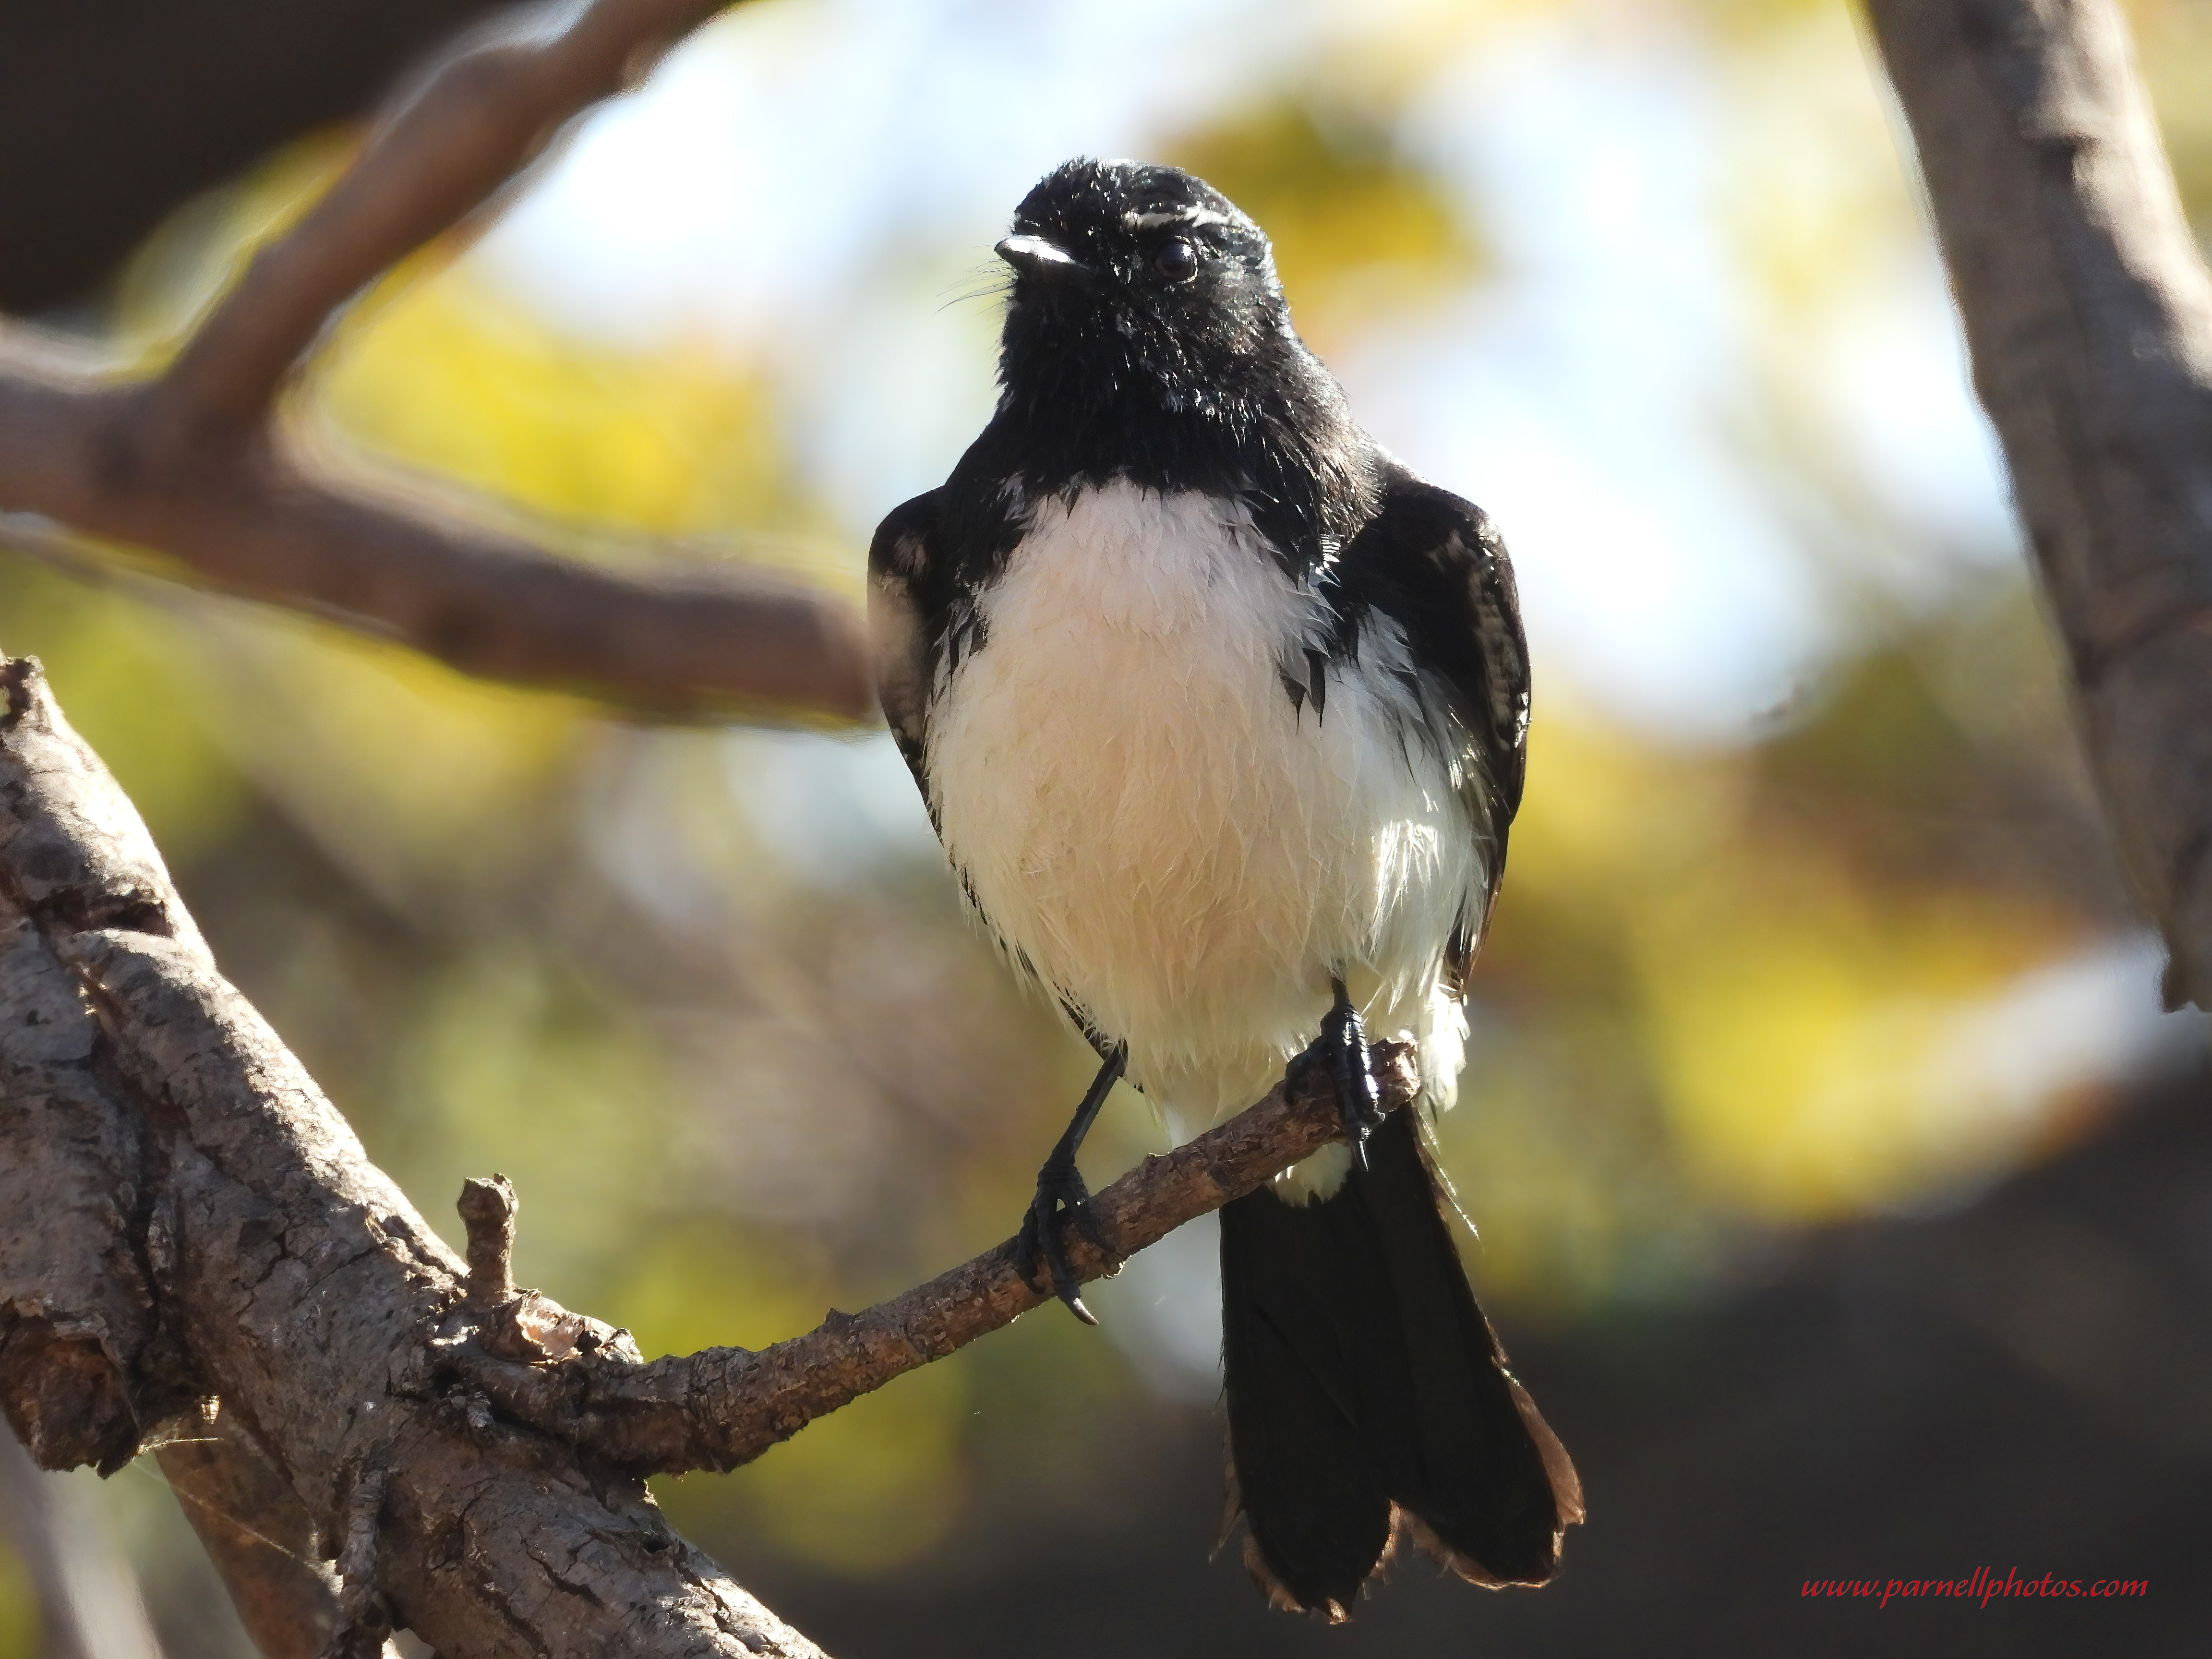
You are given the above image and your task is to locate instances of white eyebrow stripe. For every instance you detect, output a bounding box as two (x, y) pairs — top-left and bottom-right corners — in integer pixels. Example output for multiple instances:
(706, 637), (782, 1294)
(1124, 208), (1230, 230)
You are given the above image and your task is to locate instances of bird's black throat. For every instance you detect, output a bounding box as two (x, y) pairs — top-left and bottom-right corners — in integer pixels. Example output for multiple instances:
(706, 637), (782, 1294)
(971, 326), (1379, 579)
(935, 157), (1387, 596)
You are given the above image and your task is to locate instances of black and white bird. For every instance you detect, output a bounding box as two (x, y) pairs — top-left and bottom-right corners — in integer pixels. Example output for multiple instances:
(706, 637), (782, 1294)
(867, 157), (1582, 1619)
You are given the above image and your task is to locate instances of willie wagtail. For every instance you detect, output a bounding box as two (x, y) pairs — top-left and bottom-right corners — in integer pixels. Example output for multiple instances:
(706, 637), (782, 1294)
(867, 157), (1582, 1619)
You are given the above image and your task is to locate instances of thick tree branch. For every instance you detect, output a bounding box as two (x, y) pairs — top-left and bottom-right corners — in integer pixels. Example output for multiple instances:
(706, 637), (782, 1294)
(0, 653), (825, 1658)
(0, 0), (875, 724)
(0, 650), (1389, 1652)
(1865, 0), (2212, 1009)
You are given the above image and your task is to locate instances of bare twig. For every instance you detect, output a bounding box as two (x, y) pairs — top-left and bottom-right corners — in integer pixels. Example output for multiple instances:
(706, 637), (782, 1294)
(0, 0), (876, 724)
(452, 1047), (1421, 1478)
(1865, 0), (2212, 1010)
(457, 1177), (519, 1311)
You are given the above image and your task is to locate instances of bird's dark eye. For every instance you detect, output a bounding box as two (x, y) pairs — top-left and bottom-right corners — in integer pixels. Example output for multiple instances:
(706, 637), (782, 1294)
(1153, 238), (1199, 282)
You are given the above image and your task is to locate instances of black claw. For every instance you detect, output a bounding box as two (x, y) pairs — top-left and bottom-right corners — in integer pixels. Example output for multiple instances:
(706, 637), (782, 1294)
(1017, 1040), (1127, 1325)
(1018, 1152), (1114, 1324)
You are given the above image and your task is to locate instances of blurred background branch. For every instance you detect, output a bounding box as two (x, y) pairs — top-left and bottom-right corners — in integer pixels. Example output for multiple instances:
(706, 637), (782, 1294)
(153, 1406), (365, 1659)
(0, 0), (874, 723)
(0, 2), (506, 315)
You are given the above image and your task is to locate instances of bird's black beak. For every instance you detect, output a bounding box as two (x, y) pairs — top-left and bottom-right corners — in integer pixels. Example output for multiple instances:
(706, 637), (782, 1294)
(996, 234), (1100, 290)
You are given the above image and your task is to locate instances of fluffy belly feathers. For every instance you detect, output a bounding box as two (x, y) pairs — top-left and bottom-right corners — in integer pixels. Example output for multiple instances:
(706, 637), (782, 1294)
(926, 480), (1479, 1141)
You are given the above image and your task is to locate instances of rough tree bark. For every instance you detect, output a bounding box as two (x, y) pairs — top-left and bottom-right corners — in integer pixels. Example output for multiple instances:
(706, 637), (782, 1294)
(1865, 0), (2212, 1011)
(0, 651), (1408, 1655)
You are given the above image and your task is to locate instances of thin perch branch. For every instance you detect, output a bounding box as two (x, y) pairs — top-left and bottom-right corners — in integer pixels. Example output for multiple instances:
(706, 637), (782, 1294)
(453, 1046), (1421, 1478)
(0, 0), (875, 724)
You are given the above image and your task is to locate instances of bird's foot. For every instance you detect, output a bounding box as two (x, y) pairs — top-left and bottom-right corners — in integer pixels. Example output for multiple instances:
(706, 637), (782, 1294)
(1294, 987), (1383, 1172)
(1015, 1150), (1117, 1325)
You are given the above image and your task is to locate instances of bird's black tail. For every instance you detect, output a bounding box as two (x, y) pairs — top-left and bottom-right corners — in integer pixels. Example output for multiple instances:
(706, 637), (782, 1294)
(1218, 1108), (1582, 1621)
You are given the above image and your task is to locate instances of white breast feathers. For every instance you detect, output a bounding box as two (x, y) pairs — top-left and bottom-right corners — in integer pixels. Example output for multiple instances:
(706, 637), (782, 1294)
(926, 479), (1482, 1155)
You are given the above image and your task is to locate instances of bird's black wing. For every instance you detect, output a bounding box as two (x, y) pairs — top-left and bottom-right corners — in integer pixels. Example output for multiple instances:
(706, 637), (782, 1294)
(1333, 466), (1531, 990)
(866, 489), (948, 805)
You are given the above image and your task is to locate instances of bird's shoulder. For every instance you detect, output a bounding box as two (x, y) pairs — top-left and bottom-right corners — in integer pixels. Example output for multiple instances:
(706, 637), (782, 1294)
(1332, 462), (1531, 823)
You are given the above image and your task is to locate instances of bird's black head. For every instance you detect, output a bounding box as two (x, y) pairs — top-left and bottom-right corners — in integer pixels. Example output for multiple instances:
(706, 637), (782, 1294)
(997, 158), (1286, 375)
(993, 158), (1327, 427)
(962, 158), (1374, 577)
